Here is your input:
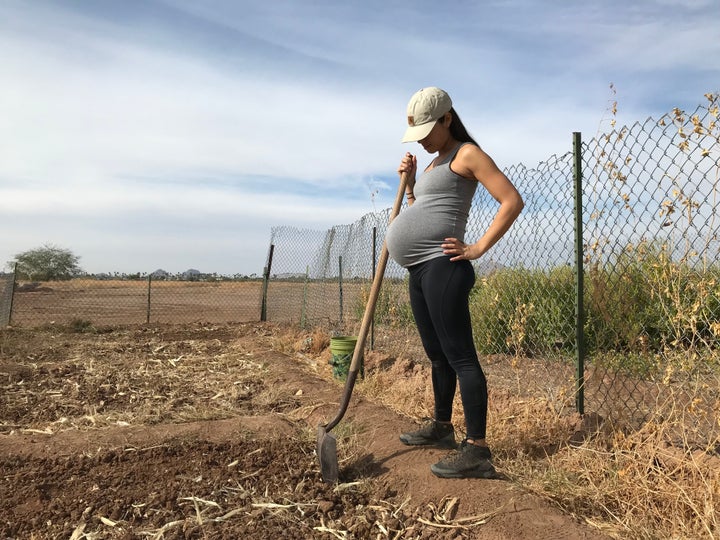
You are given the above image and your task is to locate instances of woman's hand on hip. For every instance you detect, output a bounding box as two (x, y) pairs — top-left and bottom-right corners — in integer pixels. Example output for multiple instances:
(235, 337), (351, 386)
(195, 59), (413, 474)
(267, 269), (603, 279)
(442, 237), (481, 261)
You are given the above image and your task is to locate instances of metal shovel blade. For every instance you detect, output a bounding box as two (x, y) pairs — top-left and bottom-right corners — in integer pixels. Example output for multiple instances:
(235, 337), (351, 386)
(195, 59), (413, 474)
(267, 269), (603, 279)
(317, 424), (339, 483)
(317, 368), (359, 483)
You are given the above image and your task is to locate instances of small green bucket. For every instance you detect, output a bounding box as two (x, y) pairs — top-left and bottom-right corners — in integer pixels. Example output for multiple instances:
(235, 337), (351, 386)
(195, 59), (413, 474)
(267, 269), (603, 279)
(329, 336), (360, 381)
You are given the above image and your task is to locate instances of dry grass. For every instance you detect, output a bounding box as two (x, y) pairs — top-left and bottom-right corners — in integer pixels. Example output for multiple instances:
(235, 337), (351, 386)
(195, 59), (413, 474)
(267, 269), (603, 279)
(0, 323), (294, 434)
(299, 327), (720, 540)
(508, 406), (720, 538)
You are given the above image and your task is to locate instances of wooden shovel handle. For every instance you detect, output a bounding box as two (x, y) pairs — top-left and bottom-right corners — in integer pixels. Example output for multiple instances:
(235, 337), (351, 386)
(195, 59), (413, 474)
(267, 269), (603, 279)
(323, 171), (409, 432)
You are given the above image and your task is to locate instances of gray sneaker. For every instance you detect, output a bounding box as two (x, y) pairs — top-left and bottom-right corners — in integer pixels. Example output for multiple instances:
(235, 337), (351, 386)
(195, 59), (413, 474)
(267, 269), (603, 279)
(430, 440), (497, 479)
(399, 419), (457, 448)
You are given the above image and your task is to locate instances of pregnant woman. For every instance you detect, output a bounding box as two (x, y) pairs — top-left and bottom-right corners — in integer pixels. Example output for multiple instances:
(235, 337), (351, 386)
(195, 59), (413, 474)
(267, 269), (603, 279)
(385, 87), (524, 479)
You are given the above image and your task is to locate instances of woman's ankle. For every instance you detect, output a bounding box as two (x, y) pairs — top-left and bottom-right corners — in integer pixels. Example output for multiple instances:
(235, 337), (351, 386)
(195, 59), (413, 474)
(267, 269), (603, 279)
(466, 438), (488, 447)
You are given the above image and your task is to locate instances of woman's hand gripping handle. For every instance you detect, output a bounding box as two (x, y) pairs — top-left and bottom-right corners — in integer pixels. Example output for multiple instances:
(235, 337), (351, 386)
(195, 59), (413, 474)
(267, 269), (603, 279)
(398, 153), (417, 204)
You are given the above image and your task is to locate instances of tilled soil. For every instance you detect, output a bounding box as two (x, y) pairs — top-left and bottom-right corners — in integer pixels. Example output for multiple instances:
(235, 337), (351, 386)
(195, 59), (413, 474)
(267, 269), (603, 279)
(0, 322), (611, 539)
(3, 435), (383, 539)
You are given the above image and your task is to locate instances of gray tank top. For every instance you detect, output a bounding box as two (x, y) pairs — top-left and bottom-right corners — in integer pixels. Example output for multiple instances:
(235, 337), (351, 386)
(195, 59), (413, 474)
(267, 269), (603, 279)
(386, 143), (478, 268)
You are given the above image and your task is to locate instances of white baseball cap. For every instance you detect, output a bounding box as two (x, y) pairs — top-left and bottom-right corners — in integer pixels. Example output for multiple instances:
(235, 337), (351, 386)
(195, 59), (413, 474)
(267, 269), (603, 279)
(401, 87), (453, 143)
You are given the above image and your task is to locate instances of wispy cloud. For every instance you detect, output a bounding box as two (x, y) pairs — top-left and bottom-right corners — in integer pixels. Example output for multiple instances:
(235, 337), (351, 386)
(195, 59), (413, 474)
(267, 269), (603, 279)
(0, 0), (717, 274)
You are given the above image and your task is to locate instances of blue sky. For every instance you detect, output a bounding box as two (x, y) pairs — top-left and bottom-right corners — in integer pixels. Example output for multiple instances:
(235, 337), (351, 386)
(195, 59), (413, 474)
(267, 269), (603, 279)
(1, 0), (718, 276)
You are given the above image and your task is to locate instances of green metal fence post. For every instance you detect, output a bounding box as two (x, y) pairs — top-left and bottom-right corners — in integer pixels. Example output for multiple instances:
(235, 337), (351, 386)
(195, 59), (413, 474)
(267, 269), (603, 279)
(573, 131), (586, 415)
(261, 244), (274, 322)
(301, 265), (309, 328)
(6, 263), (18, 326)
(146, 274), (152, 323)
(370, 226), (377, 350)
(338, 256), (343, 323)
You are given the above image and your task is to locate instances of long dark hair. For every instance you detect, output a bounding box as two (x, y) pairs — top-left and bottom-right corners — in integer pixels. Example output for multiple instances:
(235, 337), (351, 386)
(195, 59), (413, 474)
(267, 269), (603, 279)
(448, 108), (478, 145)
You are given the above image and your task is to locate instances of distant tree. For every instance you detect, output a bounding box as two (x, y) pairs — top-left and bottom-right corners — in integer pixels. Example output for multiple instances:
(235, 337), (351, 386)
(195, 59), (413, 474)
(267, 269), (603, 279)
(183, 269), (201, 281)
(8, 243), (83, 281)
(151, 269), (170, 280)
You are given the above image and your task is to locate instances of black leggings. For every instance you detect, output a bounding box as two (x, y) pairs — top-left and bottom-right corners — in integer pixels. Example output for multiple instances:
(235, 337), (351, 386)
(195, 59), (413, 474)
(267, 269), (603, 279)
(408, 256), (488, 440)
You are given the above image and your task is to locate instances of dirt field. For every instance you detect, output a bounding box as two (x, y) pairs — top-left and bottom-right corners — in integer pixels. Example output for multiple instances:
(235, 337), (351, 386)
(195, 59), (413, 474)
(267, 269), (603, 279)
(6, 279), (371, 328)
(7, 280), (267, 326)
(0, 322), (610, 539)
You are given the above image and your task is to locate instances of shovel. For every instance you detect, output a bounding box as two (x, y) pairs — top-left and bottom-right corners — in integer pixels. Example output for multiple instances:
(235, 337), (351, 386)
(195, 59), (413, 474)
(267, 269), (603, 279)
(317, 171), (409, 483)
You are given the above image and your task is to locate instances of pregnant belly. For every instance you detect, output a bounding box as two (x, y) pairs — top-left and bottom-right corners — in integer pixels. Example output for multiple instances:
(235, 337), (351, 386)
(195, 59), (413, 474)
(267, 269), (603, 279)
(386, 206), (447, 267)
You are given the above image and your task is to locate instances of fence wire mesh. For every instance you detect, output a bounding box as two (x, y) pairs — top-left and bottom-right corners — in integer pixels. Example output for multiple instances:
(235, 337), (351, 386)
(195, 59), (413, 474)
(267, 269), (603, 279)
(264, 95), (720, 442)
(3, 96), (719, 444)
(581, 96), (720, 443)
(6, 277), (263, 326)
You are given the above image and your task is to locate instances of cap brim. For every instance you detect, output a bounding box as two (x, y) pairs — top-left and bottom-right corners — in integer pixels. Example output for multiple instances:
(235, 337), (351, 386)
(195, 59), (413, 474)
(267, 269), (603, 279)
(401, 122), (435, 143)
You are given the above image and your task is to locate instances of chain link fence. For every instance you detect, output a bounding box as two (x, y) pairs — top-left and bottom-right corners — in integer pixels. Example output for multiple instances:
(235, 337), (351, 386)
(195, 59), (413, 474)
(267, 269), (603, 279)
(3, 95), (718, 444)
(580, 96), (720, 445)
(263, 95), (720, 443)
(5, 275), (263, 326)
(264, 149), (582, 412)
